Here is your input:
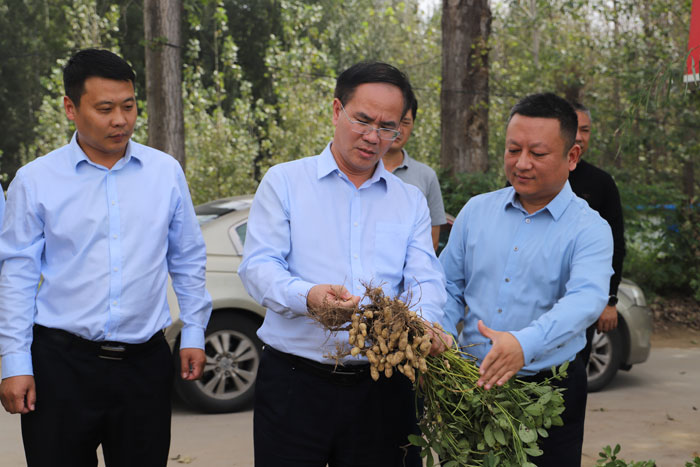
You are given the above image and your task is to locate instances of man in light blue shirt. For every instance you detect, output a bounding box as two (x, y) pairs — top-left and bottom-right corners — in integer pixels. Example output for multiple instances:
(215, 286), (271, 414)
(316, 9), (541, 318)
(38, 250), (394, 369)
(439, 93), (613, 466)
(239, 62), (450, 467)
(0, 49), (211, 466)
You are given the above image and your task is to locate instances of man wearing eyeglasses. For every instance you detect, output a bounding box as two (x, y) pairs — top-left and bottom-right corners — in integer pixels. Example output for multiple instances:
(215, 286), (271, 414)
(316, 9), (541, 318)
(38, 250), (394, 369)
(239, 61), (451, 467)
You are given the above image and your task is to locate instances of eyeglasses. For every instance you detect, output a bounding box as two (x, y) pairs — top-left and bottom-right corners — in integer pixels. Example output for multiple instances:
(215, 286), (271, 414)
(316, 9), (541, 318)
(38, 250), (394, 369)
(339, 103), (400, 141)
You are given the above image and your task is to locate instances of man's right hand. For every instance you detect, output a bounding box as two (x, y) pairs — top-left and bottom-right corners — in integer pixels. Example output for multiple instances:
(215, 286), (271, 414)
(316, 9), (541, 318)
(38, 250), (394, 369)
(307, 284), (360, 311)
(0, 375), (36, 414)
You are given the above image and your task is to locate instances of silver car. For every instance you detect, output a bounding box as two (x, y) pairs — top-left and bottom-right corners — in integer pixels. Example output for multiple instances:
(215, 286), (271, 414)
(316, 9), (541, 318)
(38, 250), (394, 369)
(166, 195), (265, 413)
(586, 278), (652, 391)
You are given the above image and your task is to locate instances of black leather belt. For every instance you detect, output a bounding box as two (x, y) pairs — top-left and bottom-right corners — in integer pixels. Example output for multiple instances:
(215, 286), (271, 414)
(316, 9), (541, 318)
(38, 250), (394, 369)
(33, 324), (165, 361)
(263, 344), (370, 385)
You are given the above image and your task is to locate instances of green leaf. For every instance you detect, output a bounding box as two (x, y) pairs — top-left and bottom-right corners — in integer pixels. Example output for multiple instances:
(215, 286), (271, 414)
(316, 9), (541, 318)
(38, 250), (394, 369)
(484, 423), (496, 447)
(536, 427), (549, 438)
(494, 424), (507, 445)
(551, 415), (564, 426)
(525, 403), (544, 416)
(407, 434), (427, 447)
(443, 462), (459, 467)
(518, 423), (538, 443)
(523, 446), (543, 456)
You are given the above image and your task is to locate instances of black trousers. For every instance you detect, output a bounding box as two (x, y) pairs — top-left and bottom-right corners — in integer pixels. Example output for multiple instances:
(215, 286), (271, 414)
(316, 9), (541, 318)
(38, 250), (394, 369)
(520, 356), (588, 467)
(21, 326), (173, 467)
(254, 345), (421, 467)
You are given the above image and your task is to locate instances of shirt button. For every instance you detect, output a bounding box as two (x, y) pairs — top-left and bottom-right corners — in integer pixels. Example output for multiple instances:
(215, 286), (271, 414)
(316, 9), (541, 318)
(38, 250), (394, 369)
(505, 278), (510, 283)
(514, 246), (518, 251)
(111, 201), (116, 206)
(353, 254), (358, 259)
(113, 267), (118, 272)
(354, 222), (358, 227)
(525, 218), (531, 224)
(113, 234), (118, 239)
(497, 308), (502, 313)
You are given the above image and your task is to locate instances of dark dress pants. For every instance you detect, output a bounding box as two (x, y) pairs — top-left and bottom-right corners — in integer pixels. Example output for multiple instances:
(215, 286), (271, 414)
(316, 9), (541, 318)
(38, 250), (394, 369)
(21, 327), (173, 467)
(521, 356), (589, 467)
(254, 346), (421, 467)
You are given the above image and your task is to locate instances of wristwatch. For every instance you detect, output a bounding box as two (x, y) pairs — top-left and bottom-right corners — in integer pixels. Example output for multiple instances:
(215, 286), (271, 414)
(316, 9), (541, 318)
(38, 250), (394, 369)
(607, 295), (618, 306)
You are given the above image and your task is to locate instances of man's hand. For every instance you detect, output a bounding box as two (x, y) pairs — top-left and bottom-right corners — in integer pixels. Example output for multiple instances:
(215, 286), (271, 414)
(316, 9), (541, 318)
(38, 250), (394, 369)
(307, 284), (360, 311)
(180, 348), (206, 381)
(476, 320), (524, 390)
(0, 375), (36, 414)
(422, 320), (454, 356)
(596, 305), (618, 333)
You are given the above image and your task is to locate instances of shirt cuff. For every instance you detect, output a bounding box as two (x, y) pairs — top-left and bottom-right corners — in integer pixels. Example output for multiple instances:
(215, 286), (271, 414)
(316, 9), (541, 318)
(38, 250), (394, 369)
(179, 325), (205, 350)
(285, 280), (315, 315)
(510, 326), (542, 368)
(1, 352), (34, 379)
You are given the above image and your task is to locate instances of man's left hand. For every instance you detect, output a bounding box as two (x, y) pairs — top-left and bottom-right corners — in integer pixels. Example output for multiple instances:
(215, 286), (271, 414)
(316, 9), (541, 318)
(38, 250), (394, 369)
(596, 305), (618, 333)
(476, 320), (524, 390)
(180, 348), (206, 380)
(422, 320), (453, 356)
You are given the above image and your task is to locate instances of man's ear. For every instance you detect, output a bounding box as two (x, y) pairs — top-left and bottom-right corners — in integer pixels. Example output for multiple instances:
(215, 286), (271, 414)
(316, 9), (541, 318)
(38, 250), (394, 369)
(332, 98), (342, 127)
(568, 144), (581, 171)
(64, 96), (77, 122)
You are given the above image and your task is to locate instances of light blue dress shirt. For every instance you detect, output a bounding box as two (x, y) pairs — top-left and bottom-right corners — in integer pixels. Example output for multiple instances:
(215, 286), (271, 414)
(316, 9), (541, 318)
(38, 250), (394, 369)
(439, 183), (613, 374)
(0, 133), (212, 379)
(0, 183), (5, 225)
(239, 143), (446, 364)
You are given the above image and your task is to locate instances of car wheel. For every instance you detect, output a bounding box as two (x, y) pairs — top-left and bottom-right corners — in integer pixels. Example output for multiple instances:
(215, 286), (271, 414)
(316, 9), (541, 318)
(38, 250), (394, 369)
(174, 313), (262, 413)
(586, 327), (623, 392)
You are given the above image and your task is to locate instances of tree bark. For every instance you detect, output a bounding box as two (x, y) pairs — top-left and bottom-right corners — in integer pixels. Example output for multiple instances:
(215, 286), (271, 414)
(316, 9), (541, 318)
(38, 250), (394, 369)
(441, 0), (491, 176)
(144, 0), (185, 171)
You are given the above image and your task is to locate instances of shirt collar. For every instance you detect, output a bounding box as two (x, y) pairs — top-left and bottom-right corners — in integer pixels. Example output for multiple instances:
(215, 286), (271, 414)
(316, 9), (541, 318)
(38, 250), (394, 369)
(69, 131), (143, 172)
(504, 181), (574, 221)
(318, 142), (389, 189)
(394, 149), (411, 170)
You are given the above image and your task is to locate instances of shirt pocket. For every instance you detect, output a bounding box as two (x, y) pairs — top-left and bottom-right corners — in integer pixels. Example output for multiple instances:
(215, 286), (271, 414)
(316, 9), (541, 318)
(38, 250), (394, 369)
(373, 222), (411, 284)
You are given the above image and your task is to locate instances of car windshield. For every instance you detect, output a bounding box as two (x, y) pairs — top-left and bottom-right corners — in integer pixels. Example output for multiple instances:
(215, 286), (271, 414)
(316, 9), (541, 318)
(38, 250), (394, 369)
(195, 198), (253, 225)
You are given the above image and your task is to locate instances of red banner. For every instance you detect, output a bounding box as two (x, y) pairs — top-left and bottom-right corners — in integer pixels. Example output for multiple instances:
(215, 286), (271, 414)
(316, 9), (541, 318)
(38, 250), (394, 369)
(687, 0), (700, 82)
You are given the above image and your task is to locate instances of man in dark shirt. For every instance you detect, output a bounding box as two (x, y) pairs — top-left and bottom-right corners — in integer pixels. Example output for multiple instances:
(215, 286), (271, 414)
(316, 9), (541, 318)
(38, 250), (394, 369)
(569, 102), (626, 364)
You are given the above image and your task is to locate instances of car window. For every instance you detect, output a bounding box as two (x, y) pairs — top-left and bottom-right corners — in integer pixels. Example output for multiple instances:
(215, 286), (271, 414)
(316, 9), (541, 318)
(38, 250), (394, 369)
(235, 223), (247, 246)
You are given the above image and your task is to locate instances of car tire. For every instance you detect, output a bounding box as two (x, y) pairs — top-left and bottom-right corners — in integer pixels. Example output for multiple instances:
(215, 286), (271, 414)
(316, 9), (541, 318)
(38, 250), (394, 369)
(174, 312), (262, 413)
(586, 327), (623, 392)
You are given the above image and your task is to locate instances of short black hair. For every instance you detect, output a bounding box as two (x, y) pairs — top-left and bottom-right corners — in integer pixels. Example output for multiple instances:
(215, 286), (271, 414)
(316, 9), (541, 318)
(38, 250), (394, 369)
(334, 61), (413, 117)
(63, 49), (135, 107)
(508, 93), (578, 152)
(570, 101), (592, 123)
(407, 89), (418, 121)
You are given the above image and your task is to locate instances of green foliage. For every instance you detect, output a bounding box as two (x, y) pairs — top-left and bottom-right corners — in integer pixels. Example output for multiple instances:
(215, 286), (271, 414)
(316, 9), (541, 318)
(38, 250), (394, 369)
(18, 0), (129, 166)
(619, 179), (700, 299)
(416, 353), (568, 466)
(182, 1), (266, 204)
(596, 444), (657, 466)
(596, 444), (700, 466)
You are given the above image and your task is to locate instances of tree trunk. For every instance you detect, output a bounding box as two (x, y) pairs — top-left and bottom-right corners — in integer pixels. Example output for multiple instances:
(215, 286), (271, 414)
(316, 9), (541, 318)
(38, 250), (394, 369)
(144, 0), (185, 171)
(441, 0), (491, 176)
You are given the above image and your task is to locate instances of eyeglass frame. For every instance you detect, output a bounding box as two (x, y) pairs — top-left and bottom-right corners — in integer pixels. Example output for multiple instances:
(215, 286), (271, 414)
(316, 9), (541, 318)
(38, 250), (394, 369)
(338, 102), (401, 141)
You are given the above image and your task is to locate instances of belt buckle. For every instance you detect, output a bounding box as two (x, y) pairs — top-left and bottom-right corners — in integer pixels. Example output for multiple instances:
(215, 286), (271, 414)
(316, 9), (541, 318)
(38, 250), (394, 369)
(99, 343), (126, 360)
